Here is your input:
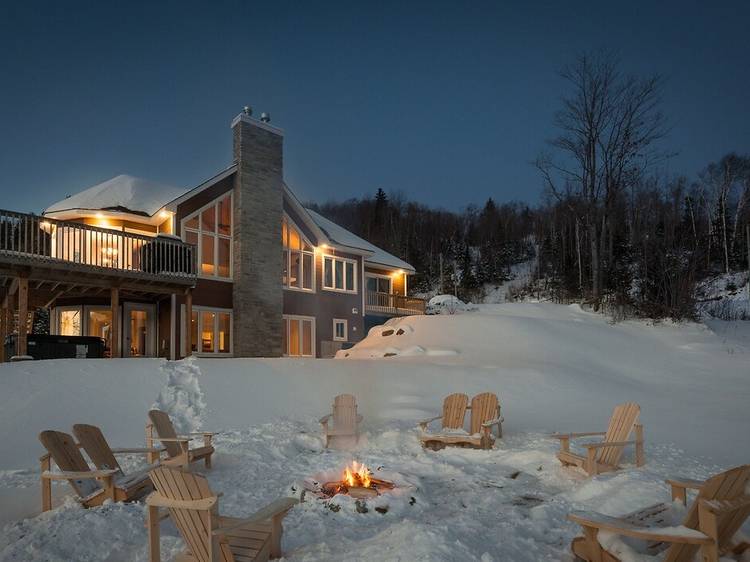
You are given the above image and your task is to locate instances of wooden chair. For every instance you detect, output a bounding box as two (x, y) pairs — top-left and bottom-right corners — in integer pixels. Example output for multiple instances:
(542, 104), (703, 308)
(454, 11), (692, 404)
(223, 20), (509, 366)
(419, 392), (503, 450)
(146, 409), (215, 468)
(319, 394), (363, 448)
(147, 465), (298, 562)
(38, 429), (154, 512)
(553, 402), (644, 476)
(568, 464), (750, 562)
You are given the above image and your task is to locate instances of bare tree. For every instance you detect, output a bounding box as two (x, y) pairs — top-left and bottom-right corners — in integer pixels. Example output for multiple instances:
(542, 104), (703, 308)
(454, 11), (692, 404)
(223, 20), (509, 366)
(536, 51), (668, 308)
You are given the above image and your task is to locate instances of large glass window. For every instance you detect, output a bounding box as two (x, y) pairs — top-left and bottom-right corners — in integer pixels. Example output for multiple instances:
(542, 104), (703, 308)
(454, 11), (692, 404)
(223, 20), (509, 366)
(87, 309), (112, 351)
(323, 256), (357, 293)
(185, 307), (232, 355)
(183, 194), (232, 280)
(282, 216), (314, 291)
(366, 275), (392, 294)
(282, 316), (314, 357)
(58, 308), (81, 336)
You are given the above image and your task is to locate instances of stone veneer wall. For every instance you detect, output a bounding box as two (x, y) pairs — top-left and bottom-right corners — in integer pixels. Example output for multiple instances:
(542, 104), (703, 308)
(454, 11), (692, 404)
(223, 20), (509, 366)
(231, 115), (284, 357)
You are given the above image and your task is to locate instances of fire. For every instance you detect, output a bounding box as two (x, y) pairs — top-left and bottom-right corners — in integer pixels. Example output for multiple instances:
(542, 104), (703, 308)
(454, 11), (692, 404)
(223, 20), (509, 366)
(343, 460), (372, 488)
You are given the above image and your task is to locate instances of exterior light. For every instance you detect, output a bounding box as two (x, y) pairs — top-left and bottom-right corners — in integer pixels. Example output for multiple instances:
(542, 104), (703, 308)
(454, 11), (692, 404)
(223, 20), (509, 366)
(159, 210), (170, 220)
(95, 213), (104, 219)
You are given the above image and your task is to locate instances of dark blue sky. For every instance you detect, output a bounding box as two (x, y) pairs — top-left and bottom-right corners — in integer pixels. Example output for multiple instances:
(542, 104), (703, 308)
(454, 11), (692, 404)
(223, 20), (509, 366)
(1, 1), (748, 213)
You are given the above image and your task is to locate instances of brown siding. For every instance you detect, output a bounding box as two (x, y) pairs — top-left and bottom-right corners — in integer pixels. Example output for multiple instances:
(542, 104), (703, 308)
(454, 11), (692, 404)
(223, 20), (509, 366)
(284, 199), (321, 246)
(283, 250), (365, 356)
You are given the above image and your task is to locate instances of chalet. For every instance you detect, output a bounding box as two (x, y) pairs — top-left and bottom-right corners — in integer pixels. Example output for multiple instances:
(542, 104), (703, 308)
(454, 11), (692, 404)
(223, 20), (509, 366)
(0, 109), (424, 360)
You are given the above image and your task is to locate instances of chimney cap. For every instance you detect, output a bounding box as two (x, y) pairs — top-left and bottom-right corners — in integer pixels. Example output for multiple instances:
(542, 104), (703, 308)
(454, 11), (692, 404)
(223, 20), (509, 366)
(260, 112), (271, 123)
(243, 105), (252, 116)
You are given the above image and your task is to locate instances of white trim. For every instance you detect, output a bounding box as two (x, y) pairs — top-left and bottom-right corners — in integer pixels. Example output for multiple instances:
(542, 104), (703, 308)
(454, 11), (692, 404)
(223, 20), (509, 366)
(123, 303), (156, 357)
(282, 314), (316, 357)
(181, 305), (233, 357)
(182, 191), (233, 282)
(333, 318), (348, 342)
(366, 272), (392, 294)
(165, 164), (237, 212)
(283, 185), (330, 246)
(321, 254), (358, 294)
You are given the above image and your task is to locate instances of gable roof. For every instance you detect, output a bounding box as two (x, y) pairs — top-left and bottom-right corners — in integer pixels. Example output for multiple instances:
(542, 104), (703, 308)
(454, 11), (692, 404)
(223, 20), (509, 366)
(44, 174), (185, 218)
(305, 209), (415, 273)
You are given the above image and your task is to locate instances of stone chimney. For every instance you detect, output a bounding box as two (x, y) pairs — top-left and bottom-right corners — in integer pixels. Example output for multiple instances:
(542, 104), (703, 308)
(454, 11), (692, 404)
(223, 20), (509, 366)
(231, 109), (284, 357)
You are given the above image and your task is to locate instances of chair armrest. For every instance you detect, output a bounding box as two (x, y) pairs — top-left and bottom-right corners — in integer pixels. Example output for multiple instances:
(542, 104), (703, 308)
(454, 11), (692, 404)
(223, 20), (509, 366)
(356, 415), (363, 423)
(700, 494), (750, 515)
(568, 511), (713, 545)
(581, 440), (635, 449)
(319, 414), (332, 425)
(179, 432), (215, 437)
(42, 469), (119, 480)
(481, 417), (503, 428)
(152, 437), (193, 443)
(111, 447), (164, 455)
(146, 492), (218, 511)
(666, 477), (705, 491)
(418, 415), (442, 430)
(212, 497), (299, 536)
(551, 431), (606, 439)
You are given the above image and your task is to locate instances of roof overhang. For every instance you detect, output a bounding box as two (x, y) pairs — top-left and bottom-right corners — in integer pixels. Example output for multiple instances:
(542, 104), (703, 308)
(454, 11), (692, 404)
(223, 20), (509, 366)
(164, 164), (237, 212)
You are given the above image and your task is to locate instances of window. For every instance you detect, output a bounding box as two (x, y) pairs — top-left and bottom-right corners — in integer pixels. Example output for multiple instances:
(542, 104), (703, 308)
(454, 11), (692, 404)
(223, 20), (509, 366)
(182, 194), (232, 280)
(282, 315), (315, 357)
(183, 306), (232, 355)
(57, 307), (81, 336)
(366, 275), (392, 294)
(323, 256), (357, 293)
(333, 319), (347, 342)
(282, 216), (314, 291)
(87, 309), (112, 352)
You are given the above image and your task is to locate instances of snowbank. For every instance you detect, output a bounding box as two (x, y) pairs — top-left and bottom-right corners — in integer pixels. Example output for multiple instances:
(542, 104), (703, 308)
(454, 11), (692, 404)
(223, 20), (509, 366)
(0, 303), (748, 560)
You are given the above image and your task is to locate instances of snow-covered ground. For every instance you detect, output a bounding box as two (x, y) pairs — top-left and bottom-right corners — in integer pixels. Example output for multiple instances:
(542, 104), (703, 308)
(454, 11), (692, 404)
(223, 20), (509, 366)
(0, 303), (748, 561)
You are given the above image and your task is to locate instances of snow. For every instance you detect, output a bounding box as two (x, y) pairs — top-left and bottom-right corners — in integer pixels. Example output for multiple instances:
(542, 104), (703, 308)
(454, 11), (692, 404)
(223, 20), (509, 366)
(305, 208), (415, 272)
(1, 302), (748, 561)
(43, 174), (187, 217)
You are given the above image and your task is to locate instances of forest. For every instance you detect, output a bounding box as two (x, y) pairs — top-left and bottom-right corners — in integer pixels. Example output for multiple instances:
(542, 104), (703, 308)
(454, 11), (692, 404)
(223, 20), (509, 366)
(310, 53), (750, 321)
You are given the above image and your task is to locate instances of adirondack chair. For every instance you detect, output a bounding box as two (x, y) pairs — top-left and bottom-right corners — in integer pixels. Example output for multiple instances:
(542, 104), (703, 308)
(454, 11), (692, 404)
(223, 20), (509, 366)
(38, 429), (156, 512)
(419, 392), (503, 450)
(553, 402), (644, 476)
(146, 409), (215, 468)
(568, 464), (750, 562)
(319, 394), (363, 448)
(147, 466), (298, 562)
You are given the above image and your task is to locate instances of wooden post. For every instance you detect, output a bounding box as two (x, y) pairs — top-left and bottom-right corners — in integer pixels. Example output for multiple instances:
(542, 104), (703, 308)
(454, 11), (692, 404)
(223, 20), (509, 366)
(698, 500), (719, 562)
(17, 276), (28, 357)
(586, 447), (598, 476)
(110, 287), (119, 358)
(270, 512), (285, 558)
(0, 304), (6, 363)
(671, 483), (687, 505)
(582, 526), (603, 562)
(184, 289), (192, 357)
(634, 424), (645, 467)
(145, 423), (158, 464)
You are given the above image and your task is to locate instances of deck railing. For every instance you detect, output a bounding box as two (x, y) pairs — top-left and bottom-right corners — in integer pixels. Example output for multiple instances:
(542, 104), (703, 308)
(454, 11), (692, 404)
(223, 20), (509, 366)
(365, 290), (426, 316)
(0, 209), (197, 282)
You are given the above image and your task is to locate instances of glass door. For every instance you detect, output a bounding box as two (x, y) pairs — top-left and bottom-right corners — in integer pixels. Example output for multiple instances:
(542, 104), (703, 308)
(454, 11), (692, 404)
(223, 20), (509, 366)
(124, 303), (155, 357)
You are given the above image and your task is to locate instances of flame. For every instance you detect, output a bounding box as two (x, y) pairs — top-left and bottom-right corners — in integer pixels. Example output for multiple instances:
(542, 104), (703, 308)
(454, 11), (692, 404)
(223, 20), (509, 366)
(343, 460), (372, 488)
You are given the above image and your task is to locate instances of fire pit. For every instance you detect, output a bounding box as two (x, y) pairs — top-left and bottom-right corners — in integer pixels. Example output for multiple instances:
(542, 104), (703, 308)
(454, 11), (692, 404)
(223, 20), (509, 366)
(297, 461), (414, 508)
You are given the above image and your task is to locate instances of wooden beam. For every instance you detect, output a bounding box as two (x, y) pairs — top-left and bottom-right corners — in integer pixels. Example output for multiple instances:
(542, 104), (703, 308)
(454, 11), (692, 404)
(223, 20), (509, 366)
(111, 287), (120, 358)
(184, 289), (192, 358)
(43, 290), (67, 309)
(17, 276), (28, 357)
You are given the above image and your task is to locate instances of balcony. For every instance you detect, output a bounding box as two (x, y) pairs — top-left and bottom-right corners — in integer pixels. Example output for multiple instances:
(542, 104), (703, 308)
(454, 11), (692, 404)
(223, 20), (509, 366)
(365, 290), (426, 316)
(0, 209), (197, 286)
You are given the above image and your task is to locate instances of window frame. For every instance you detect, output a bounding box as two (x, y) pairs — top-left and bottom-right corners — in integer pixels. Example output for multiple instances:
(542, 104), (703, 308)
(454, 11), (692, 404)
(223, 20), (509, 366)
(282, 214), (316, 293)
(181, 305), (233, 356)
(181, 192), (233, 282)
(332, 318), (348, 342)
(365, 272), (393, 294)
(322, 254), (358, 294)
(282, 314), (316, 357)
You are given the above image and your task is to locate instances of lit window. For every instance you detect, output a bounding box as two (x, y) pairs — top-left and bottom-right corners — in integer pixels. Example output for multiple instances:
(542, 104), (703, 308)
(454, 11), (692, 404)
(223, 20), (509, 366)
(58, 308), (81, 336)
(323, 256), (357, 293)
(282, 216), (314, 291)
(282, 316), (315, 357)
(184, 306), (232, 355)
(183, 194), (232, 280)
(333, 319), (347, 342)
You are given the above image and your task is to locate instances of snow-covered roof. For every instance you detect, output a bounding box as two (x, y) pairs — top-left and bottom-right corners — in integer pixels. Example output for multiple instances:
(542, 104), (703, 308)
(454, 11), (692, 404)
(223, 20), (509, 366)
(44, 174), (186, 218)
(305, 209), (415, 273)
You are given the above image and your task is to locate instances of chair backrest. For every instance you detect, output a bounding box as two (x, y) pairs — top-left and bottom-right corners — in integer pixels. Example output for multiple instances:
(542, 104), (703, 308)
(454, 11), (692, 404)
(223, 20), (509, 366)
(469, 393), (499, 435)
(38, 430), (101, 498)
(598, 402), (640, 466)
(665, 464), (750, 562)
(149, 466), (221, 562)
(148, 409), (181, 458)
(441, 393), (469, 430)
(73, 424), (122, 473)
(332, 394), (358, 434)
